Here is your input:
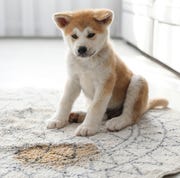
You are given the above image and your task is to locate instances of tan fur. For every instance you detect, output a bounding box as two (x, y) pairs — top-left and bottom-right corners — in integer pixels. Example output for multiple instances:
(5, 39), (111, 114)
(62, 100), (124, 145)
(54, 9), (112, 35)
(96, 43), (133, 109)
(132, 79), (149, 122)
(146, 99), (169, 111)
(48, 9), (168, 136)
(110, 55), (133, 108)
(102, 72), (116, 96)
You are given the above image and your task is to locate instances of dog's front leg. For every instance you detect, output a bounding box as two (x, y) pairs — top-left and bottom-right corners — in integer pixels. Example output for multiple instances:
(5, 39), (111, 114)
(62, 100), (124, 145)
(75, 77), (115, 136)
(47, 78), (81, 129)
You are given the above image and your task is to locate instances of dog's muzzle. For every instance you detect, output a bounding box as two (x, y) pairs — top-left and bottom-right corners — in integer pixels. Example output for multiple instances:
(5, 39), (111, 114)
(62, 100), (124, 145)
(77, 46), (95, 58)
(78, 46), (87, 55)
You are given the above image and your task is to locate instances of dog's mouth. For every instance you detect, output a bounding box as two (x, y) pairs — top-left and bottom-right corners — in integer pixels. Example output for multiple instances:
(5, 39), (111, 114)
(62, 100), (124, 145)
(77, 51), (96, 58)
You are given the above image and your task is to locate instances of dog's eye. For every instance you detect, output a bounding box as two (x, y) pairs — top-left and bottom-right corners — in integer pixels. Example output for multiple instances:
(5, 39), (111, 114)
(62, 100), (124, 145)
(87, 33), (95, 38)
(71, 34), (78, 39)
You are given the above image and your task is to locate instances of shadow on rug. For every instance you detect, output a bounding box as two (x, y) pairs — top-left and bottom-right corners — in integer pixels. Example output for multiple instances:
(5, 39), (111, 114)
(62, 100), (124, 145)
(0, 89), (180, 178)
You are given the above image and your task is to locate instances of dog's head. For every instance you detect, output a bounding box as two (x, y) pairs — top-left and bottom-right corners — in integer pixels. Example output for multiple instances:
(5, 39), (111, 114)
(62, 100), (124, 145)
(53, 9), (113, 58)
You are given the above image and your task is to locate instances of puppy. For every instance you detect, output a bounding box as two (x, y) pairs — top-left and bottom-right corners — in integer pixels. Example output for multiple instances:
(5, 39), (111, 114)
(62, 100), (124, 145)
(47, 9), (168, 136)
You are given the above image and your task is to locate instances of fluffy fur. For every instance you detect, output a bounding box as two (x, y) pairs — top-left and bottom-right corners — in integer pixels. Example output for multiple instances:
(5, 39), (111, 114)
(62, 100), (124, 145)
(47, 9), (168, 136)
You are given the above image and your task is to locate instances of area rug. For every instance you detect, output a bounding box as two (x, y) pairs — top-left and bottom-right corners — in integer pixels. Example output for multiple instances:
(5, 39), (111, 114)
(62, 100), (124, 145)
(0, 88), (180, 178)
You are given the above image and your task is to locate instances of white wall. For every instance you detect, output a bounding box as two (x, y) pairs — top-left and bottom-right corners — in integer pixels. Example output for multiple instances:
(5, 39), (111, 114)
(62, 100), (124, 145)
(0, 0), (122, 37)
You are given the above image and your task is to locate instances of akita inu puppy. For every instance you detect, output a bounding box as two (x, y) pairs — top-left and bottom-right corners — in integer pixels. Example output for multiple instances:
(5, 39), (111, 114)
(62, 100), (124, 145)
(47, 9), (168, 136)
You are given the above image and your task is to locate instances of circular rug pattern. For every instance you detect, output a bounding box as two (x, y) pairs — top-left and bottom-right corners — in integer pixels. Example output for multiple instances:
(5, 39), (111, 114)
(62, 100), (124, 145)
(0, 89), (180, 178)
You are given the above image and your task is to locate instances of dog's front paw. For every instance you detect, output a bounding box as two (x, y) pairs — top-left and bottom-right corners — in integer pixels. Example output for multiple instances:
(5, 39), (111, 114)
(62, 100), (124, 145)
(75, 124), (98, 136)
(106, 116), (131, 131)
(47, 116), (68, 129)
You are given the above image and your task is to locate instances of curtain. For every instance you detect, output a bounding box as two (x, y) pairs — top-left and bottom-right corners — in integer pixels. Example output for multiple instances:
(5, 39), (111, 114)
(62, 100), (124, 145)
(0, 0), (122, 37)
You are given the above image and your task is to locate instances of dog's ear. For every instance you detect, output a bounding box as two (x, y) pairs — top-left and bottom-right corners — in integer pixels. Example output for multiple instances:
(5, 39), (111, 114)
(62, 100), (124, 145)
(53, 12), (72, 28)
(93, 9), (113, 25)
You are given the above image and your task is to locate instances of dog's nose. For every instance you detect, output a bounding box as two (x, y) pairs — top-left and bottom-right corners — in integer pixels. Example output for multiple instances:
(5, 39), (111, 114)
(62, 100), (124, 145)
(78, 46), (87, 55)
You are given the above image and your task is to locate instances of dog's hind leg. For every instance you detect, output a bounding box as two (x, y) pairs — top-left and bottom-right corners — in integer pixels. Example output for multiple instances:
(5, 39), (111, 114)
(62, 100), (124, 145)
(106, 75), (148, 131)
(69, 111), (109, 123)
(69, 111), (86, 123)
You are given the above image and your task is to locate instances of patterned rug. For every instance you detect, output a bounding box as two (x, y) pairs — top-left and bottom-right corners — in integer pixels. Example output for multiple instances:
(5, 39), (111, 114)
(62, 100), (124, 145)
(0, 88), (180, 178)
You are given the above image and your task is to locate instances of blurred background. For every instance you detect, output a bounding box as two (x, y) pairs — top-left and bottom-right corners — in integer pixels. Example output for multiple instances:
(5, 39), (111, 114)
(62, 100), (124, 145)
(0, 0), (121, 37)
(0, 0), (180, 73)
(0, 0), (180, 110)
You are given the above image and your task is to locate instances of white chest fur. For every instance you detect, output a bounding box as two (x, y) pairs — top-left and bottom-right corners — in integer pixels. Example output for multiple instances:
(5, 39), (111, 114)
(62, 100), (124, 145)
(67, 52), (111, 100)
(79, 71), (95, 99)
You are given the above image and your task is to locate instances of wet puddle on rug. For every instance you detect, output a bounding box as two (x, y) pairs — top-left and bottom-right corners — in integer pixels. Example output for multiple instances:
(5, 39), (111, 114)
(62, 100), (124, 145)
(15, 143), (99, 168)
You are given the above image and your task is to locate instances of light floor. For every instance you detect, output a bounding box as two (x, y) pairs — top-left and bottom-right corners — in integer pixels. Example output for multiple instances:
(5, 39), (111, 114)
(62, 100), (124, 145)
(0, 38), (179, 112)
(0, 39), (180, 177)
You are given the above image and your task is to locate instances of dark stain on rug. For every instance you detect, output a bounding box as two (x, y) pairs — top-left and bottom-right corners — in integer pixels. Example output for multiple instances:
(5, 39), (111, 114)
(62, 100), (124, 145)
(15, 143), (99, 168)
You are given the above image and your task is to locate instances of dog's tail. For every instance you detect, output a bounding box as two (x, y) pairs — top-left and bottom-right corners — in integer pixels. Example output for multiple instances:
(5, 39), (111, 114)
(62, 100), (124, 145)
(145, 98), (169, 112)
